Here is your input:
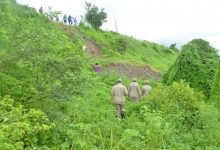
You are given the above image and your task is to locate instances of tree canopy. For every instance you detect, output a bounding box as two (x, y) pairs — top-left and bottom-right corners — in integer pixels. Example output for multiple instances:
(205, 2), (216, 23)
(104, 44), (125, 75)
(84, 2), (107, 29)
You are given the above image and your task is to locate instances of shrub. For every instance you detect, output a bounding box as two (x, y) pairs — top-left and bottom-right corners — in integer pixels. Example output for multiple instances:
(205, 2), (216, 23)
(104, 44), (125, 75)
(127, 81), (220, 149)
(0, 96), (54, 149)
(163, 39), (219, 98)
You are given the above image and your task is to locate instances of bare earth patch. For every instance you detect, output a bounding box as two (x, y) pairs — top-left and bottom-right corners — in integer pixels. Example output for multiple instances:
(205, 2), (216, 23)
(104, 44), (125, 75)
(85, 40), (101, 56)
(104, 63), (161, 80)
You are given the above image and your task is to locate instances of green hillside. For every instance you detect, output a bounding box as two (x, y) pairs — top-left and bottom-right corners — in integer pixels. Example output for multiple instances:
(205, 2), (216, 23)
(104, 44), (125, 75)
(1, 0), (220, 149)
(163, 39), (219, 98)
(77, 25), (179, 72)
(210, 61), (220, 106)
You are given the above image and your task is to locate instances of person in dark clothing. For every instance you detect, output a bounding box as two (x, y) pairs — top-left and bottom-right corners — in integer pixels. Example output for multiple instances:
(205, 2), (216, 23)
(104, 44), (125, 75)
(93, 63), (101, 73)
(63, 14), (67, 24)
(39, 7), (43, 14)
(74, 17), (77, 25)
(68, 15), (73, 25)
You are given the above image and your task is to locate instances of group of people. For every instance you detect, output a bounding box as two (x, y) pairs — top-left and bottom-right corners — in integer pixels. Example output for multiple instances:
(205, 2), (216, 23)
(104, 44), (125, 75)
(111, 78), (152, 119)
(38, 7), (77, 26)
(63, 14), (77, 26)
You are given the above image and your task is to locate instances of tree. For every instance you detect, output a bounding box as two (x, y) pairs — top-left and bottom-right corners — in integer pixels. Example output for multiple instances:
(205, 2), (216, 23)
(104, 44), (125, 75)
(44, 7), (62, 22)
(84, 2), (107, 29)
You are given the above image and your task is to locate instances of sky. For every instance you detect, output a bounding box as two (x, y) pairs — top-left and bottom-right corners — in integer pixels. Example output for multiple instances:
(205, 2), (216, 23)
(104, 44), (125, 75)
(17, 0), (220, 50)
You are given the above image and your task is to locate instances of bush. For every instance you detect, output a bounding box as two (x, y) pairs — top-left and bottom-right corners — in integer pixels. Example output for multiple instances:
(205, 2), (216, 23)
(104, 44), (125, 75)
(0, 96), (54, 149)
(111, 38), (127, 54)
(163, 39), (219, 98)
(127, 81), (220, 149)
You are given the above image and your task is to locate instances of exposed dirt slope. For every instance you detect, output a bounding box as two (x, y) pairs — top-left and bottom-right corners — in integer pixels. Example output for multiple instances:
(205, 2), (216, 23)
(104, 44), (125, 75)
(85, 40), (101, 56)
(104, 63), (161, 80)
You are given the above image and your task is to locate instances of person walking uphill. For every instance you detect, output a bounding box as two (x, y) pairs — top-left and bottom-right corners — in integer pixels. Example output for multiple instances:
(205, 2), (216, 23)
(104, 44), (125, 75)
(111, 79), (128, 119)
(128, 78), (141, 102)
(93, 63), (101, 73)
(141, 80), (152, 97)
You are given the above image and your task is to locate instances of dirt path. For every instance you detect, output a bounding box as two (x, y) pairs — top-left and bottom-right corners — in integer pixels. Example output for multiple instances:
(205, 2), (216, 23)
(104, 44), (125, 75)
(59, 24), (101, 56)
(85, 40), (101, 56)
(103, 63), (161, 80)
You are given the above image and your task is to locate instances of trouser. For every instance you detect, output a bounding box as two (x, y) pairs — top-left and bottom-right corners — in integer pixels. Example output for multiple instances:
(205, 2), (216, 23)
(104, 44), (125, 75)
(115, 104), (125, 119)
(129, 96), (139, 102)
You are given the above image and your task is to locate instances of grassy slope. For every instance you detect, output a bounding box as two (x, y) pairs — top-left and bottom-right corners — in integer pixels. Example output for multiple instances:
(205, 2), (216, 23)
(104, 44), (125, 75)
(78, 25), (179, 72)
(210, 61), (220, 106)
(6, 1), (220, 149)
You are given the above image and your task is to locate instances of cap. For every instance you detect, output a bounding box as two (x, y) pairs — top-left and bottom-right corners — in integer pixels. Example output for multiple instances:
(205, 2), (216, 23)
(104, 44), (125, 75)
(144, 80), (149, 84)
(132, 78), (137, 82)
(117, 79), (122, 83)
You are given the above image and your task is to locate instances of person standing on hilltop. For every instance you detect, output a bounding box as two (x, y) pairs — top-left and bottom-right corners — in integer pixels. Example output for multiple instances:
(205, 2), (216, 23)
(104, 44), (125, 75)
(128, 78), (141, 102)
(111, 79), (128, 119)
(93, 63), (101, 73)
(141, 80), (152, 97)
(39, 7), (43, 14)
(74, 17), (77, 25)
(63, 14), (67, 24)
(68, 15), (73, 25)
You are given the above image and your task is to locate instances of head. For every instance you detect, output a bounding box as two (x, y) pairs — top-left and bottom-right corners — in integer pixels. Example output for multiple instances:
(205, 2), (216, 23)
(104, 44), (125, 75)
(116, 79), (122, 84)
(132, 78), (137, 82)
(144, 80), (149, 85)
(95, 63), (98, 65)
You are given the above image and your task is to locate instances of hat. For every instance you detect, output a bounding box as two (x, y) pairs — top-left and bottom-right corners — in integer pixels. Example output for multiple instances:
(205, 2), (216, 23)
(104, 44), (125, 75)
(132, 78), (137, 82)
(144, 80), (149, 84)
(117, 79), (122, 83)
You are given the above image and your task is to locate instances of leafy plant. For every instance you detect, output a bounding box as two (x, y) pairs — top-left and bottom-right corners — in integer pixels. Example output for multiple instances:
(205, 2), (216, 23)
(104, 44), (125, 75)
(84, 2), (107, 29)
(163, 39), (219, 98)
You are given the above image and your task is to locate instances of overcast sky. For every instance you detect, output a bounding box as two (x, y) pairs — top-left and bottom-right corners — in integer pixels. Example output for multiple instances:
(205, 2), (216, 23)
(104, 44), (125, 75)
(17, 0), (220, 50)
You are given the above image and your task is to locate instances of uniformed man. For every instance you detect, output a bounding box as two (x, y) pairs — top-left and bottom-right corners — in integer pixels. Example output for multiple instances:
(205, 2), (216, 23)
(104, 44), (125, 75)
(128, 78), (141, 102)
(111, 79), (128, 119)
(141, 80), (152, 97)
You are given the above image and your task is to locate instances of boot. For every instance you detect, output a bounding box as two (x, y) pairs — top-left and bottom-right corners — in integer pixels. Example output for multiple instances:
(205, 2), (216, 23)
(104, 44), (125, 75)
(120, 111), (125, 119)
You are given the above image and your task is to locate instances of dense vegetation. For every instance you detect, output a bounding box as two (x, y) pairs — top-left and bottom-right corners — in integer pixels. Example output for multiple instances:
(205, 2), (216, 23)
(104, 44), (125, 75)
(0, 0), (220, 149)
(163, 39), (219, 97)
(210, 61), (220, 107)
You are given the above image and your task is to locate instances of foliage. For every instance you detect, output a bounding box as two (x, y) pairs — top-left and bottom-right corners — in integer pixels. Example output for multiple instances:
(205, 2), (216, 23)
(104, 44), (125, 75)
(127, 81), (220, 149)
(78, 25), (179, 71)
(210, 61), (220, 107)
(1, 0), (220, 149)
(44, 7), (62, 22)
(163, 39), (219, 98)
(112, 37), (128, 53)
(0, 96), (53, 149)
(0, 1), (87, 104)
(169, 43), (179, 52)
(84, 2), (107, 29)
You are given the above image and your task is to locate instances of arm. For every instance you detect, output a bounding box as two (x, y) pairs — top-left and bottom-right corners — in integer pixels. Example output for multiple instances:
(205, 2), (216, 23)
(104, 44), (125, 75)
(124, 87), (128, 96)
(111, 88), (114, 101)
(138, 86), (141, 99)
(128, 85), (130, 97)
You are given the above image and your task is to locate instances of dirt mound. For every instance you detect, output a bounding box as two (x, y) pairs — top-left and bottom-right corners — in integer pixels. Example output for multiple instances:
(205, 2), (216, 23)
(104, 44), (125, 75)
(85, 40), (101, 56)
(104, 63), (161, 80)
